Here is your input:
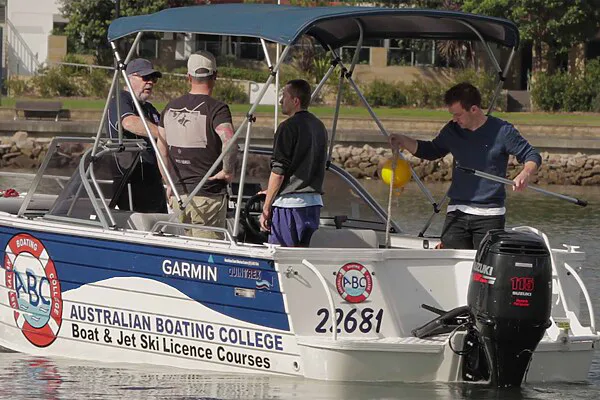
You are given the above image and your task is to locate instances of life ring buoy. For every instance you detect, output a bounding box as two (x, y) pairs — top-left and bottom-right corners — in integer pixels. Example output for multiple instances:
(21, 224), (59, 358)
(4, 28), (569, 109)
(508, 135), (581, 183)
(4, 233), (63, 347)
(335, 262), (373, 303)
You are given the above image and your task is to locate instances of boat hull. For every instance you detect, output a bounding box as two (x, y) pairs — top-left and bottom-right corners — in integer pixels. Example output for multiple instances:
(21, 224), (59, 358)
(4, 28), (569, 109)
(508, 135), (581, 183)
(0, 219), (596, 383)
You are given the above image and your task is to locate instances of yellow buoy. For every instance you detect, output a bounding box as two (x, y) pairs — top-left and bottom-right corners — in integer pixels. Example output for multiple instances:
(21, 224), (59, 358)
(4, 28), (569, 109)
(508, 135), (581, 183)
(380, 158), (411, 188)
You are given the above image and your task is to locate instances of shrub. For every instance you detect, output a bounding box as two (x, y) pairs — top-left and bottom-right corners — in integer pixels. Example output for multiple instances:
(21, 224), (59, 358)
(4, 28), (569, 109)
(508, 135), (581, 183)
(341, 82), (362, 106)
(405, 79), (445, 108)
(531, 59), (600, 112)
(219, 67), (269, 82)
(213, 79), (248, 104)
(85, 69), (111, 98)
(363, 80), (407, 107)
(591, 94), (600, 113)
(530, 71), (568, 111)
(216, 54), (237, 68)
(454, 68), (499, 109)
(31, 66), (81, 97)
(153, 74), (188, 102)
(60, 54), (91, 76)
(563, 78), (595, 112)
(5, 77), (31, 96)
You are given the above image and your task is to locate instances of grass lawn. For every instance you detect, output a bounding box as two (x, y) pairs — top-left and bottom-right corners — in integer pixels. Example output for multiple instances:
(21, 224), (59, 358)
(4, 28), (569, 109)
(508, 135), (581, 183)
(3, 97), (600, 126)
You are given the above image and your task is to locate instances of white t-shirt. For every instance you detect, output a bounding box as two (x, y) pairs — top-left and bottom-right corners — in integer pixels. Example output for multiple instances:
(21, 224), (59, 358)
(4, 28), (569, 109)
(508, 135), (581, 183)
(447, 204), (506, 216)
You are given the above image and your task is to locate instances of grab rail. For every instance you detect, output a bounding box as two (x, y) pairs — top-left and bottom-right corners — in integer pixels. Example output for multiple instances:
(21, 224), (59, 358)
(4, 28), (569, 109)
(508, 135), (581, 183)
(512, 226), (597, 334)
(301, 259), (338, 341)
(151, 221), (236, 247)
(563, 262), (596, 333)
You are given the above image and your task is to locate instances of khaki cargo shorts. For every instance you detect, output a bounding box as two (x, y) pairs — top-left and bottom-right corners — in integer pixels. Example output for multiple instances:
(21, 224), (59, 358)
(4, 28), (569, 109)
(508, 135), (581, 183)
(169, 194), (227, 240)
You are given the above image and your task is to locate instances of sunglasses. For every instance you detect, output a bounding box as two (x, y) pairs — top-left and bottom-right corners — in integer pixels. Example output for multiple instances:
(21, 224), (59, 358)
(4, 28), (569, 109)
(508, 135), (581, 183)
(136, 74), (159, 83)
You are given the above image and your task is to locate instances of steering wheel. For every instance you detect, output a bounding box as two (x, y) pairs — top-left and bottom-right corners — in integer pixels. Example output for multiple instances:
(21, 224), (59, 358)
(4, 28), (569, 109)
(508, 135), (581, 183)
(242, 193), (269, 243)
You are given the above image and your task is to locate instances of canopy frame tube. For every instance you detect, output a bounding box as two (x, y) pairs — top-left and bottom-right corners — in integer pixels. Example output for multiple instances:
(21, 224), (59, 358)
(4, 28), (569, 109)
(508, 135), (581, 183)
(327, 19), (364, 166)
(92, 69), (119, 157)
(487, 47), (516, 115)
(311, 57), (338, 103)
(452, 19), (517, 115)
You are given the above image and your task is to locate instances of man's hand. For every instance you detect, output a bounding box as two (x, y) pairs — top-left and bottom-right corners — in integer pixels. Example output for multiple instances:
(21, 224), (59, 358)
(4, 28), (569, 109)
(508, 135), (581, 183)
(513, 170), (530, 192)
(513, 161), (538, 192)
(389, 134), (403, 150)
(259, 208), (272, 232)
(389, 133), (418, 154)
(208, 170), (234, 183)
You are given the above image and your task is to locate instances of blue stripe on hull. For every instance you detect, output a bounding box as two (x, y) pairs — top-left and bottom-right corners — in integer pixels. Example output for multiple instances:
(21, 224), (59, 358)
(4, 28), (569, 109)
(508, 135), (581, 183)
(0, 226), (289, 331)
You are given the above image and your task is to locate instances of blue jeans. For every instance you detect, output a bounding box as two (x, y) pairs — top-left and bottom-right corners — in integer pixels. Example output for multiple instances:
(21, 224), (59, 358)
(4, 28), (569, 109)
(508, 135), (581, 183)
(441, 211), (505, 250)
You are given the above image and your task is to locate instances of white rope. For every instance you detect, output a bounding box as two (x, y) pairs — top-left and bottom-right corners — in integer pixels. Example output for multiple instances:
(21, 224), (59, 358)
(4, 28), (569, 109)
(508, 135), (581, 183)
(385, 150), (398, 248)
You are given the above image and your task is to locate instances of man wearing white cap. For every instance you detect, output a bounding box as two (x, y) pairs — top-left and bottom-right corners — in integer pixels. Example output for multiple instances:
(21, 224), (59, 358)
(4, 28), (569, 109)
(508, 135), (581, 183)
(158, 51), (236, 239)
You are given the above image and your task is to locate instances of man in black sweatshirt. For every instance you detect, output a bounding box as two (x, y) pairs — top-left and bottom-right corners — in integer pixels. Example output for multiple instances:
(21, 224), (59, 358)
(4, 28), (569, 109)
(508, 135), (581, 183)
(259, 79), (328, 247)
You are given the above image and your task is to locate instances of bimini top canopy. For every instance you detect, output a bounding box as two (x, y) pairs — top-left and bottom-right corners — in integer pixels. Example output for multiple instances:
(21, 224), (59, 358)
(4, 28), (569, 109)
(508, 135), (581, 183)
(107, 4), (519, 49)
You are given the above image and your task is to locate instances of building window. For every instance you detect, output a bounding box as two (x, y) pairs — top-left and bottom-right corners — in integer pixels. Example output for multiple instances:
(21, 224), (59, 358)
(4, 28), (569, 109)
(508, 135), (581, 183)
(138, 37), (159, 59)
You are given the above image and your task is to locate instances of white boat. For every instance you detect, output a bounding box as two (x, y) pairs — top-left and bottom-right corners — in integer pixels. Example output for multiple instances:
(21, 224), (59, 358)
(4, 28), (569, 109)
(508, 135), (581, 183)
(0, 4), (597, 387)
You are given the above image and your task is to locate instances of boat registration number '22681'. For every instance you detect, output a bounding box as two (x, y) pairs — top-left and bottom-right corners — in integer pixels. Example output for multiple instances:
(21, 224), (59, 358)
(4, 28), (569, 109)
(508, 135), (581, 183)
(315, 308), (384, 334)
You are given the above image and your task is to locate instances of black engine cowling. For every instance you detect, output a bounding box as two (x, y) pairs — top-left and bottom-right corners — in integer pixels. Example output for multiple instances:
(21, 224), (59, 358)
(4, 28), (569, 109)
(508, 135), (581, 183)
(463, 229), (552, 387)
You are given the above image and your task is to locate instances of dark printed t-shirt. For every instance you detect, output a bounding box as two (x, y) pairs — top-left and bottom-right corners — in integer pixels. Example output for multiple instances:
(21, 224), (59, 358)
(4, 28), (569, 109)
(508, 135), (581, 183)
(160, 93), (233, 195)
(107, 90), (161, 176)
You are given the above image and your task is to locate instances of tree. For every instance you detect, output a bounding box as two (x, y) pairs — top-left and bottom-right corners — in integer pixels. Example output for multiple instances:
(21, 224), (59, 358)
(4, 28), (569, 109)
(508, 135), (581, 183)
(59, 0), (196, 65)
(462, 0), (600, 74)
(368, 1), (447, 7)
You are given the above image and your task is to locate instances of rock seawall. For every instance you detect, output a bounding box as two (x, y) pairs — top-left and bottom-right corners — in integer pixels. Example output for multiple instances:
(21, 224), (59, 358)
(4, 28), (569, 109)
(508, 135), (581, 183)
(331, 144), (600, 186)
(2, 132), (599, 186)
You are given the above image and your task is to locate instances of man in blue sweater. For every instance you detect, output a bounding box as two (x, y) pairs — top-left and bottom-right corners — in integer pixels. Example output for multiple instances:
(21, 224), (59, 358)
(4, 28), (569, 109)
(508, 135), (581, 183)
(390, 82), (541, 249)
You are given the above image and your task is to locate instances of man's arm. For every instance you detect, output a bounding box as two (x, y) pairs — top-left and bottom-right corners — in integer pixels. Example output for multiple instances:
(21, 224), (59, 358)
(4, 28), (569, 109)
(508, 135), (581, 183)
(259, 172), (285, 232)
(122, 115), (160, 138)
(503, 125), (542, 192)
(389, 130), (450, 161)
(208, 122), (236, 183)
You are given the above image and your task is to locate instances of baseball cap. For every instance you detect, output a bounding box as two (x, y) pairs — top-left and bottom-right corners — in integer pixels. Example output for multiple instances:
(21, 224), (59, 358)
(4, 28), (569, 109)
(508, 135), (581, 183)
(188, 51), (217, 78)
(126, 58), (162, 78)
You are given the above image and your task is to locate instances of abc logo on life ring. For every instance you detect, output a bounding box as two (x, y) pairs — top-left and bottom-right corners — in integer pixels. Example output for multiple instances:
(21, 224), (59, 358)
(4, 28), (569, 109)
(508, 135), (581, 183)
(335, 263), (373, 303)
(4, 233), (63, 347)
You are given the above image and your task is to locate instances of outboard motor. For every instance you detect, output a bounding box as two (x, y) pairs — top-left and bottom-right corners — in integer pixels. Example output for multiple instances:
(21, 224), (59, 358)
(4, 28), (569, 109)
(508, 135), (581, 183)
(462, 229), (552, 387)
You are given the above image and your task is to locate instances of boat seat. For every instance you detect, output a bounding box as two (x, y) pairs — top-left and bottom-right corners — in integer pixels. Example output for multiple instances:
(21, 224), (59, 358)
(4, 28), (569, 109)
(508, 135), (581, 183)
(310, 227), (379, 249)
(127, 212), (182, 234)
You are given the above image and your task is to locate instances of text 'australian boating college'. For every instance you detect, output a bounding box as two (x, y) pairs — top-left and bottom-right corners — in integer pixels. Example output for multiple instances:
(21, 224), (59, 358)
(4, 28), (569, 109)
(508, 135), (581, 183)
(68, 304), (285, 370)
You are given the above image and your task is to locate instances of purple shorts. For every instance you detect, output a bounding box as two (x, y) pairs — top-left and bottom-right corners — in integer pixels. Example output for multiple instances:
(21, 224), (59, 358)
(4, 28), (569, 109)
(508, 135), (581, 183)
(268, 206), (321, 247)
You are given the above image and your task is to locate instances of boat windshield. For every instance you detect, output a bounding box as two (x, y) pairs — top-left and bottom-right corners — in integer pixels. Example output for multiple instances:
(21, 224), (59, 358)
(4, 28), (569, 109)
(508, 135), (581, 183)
(243, 151), (394, 230)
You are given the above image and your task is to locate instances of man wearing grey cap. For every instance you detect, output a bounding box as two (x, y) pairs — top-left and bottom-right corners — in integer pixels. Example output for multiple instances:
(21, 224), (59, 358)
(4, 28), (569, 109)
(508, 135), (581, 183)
(107, 58), (167, 213)
(158, 50), (236, 239)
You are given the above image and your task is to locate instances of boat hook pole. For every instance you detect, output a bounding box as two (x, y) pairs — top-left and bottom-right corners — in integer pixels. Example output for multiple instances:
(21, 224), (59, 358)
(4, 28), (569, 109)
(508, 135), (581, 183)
(457, 166), (588, 207)
(385, 149), (398, 247)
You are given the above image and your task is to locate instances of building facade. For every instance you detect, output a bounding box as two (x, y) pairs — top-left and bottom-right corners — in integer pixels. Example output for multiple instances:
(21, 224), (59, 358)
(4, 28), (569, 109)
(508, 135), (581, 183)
(3, 0), (66, 78)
